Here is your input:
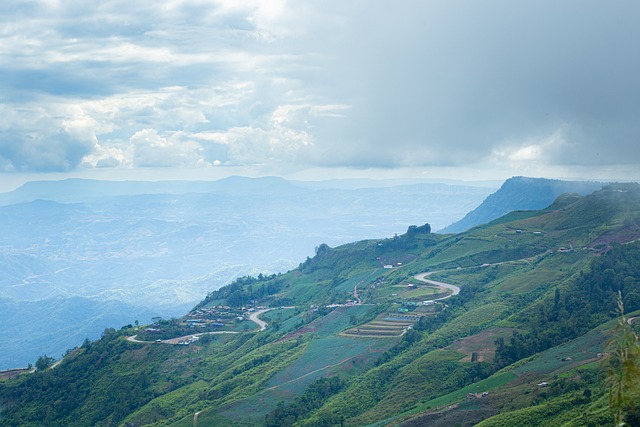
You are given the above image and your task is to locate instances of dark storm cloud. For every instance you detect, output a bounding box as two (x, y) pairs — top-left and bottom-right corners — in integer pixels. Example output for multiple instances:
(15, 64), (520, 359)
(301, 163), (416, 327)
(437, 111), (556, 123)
(297, 1), (640, 170)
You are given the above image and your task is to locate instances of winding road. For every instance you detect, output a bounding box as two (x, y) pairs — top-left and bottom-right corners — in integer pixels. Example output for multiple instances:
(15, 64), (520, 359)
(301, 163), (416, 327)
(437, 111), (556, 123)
(414, 271), (461, 301)
(126, 330), (240, 345)
(248, 308), (273, 331)
(412, 252), (554, 302)
(125, 307), (288, 345)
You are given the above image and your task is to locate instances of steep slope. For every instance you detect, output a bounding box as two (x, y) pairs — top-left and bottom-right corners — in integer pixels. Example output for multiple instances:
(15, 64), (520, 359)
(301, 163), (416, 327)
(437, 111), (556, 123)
(1, 183), (639, 427)
(440, 176), (603, 233)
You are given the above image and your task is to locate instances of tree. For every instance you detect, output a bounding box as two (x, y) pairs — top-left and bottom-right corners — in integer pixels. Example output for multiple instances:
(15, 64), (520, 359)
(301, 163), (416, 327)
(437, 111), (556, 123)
(604, 293), (640, 426)
(35, 354), (55, 371)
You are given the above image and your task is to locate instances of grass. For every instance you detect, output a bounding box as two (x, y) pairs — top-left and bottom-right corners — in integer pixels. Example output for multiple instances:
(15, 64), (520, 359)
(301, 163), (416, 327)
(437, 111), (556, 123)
(335, 269), (386, 294)
(400, 287), (441, 299)
(474, 392), (612, 427)
(309, 305), (378, 336)
(447, 327), (520, 362)
(360, 371), (519, 427)
(511, 327), (608, 376)
(260, 307), (301, 334)
(172, 411), (237, 427)
(190, 307), (395, 426)
(266, 336), (390, 390)
(420, 371), (518, 409)
(431, 303), (509, 341)
(125, 381), (209, 426)
(216, 336), (393, 425)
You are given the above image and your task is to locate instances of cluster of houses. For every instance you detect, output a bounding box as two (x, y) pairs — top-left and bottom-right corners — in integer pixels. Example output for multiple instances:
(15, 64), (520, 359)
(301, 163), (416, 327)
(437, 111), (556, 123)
(383, 262), (403, 269)
(183, 305), (249, 328)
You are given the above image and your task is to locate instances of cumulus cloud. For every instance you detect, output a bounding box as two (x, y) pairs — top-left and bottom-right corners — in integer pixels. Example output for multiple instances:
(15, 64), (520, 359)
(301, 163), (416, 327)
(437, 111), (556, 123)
(130, 129), (206, 167)
(0, 102), (97, 172)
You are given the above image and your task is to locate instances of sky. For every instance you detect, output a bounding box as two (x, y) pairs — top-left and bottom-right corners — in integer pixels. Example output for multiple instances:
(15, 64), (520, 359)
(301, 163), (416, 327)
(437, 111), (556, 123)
(1, 0), (639, 191)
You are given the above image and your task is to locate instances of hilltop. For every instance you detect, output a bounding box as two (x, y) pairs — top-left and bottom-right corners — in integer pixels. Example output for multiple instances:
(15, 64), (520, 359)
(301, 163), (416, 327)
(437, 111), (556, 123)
(440, 176), (603, 233)
(1, 183), (640, 426)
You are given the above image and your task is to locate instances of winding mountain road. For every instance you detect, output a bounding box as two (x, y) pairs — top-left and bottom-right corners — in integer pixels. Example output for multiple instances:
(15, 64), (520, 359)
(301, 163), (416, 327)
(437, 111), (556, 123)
(414, 271), (461, 301)
(248, 308), (273, 331)
(413, 252), (554, 302)
(125, 307), (288, 345)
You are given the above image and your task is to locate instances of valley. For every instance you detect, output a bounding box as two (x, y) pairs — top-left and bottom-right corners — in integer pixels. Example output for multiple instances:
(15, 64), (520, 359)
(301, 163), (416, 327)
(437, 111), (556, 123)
(0, 177), (494, 369)
(1, 181), (639, 426)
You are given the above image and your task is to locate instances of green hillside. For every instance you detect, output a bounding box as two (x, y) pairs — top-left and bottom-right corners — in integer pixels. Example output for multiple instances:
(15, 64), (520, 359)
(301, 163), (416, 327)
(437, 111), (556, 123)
(1, 183), (640, 426)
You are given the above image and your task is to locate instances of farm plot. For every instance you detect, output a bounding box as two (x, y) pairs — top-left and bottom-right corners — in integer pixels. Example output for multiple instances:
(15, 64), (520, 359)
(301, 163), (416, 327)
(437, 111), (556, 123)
(216, 335), (392, 425)
(401, 286), (442, 300)
(334, 269), (385, 294)
(373, 283), (446, 302)
(511, 327), (608, 376)
(447, 327), (521, 362)
(341, 313), (422, 338)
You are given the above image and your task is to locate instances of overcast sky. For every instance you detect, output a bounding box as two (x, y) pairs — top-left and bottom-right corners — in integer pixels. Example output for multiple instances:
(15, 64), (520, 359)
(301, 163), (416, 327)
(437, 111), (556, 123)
(1, 0), (639, 190)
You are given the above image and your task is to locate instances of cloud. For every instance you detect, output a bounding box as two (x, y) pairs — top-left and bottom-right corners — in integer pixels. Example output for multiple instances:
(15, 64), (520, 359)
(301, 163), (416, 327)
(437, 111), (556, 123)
(0, 129), (95, 172)
(0, 0), (638, 179)
(0, 102), (97, 172)
(491, 127), (568, 165)
(130, 129), (206, 167)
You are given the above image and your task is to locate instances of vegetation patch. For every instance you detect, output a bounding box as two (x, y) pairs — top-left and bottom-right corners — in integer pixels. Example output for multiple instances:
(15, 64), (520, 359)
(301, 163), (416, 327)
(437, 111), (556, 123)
(511, 328), (608, 376)
(217, 336), (392, 425)
(418, 371), (518, 410)
(448, 327), (521, 362)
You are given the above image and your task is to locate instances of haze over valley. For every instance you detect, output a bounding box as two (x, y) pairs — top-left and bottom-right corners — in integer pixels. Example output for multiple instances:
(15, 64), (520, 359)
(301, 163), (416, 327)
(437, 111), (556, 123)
(0, 176), (494, 369)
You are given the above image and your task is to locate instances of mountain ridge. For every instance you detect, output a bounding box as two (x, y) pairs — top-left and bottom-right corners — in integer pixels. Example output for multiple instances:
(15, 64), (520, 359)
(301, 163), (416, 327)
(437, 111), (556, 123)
(440, 176), (605, 233)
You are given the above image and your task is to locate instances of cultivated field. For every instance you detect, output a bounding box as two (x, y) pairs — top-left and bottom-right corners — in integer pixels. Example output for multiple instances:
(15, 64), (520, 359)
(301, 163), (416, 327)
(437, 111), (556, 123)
(341, 313), (422, 338)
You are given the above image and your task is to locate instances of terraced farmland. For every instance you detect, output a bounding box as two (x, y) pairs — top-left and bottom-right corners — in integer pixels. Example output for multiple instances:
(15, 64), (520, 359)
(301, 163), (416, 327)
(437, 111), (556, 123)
(341, 314), (421, 338)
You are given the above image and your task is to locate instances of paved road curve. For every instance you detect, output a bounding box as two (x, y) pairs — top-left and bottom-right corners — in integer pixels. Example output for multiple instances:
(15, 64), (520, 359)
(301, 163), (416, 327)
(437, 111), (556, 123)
(248, 308), (273, 331)
(414, 271), (461, 301)
(125, 307), (288, 344)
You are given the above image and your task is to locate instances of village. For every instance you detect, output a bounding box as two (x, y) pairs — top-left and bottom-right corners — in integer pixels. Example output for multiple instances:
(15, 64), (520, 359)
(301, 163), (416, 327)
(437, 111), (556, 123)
(135, 305), (261, 343)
